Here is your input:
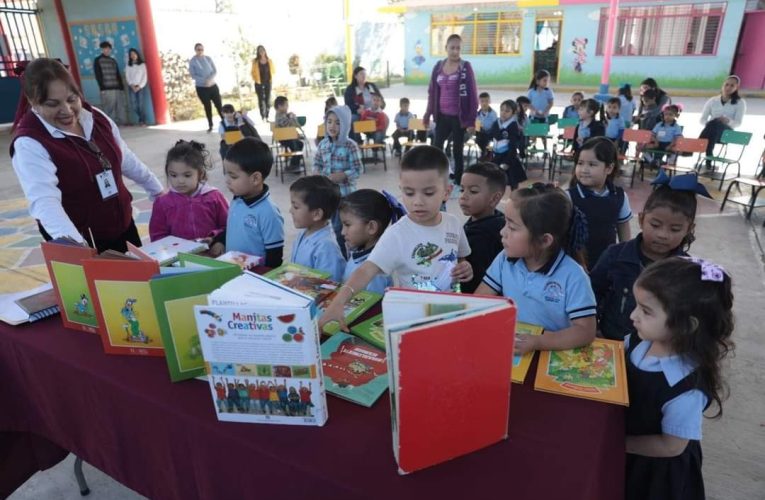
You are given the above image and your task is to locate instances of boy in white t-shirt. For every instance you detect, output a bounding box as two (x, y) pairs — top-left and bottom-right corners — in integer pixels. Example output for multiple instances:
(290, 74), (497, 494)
(319, 146), (473, 332)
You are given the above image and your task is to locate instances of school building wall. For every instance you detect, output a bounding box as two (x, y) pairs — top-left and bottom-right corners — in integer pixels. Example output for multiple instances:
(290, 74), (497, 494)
(404, 0), (747, 90)
(37, 0), (156, 123)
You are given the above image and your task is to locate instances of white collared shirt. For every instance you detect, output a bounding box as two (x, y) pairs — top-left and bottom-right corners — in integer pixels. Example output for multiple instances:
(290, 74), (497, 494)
(11, 107), (163, 243)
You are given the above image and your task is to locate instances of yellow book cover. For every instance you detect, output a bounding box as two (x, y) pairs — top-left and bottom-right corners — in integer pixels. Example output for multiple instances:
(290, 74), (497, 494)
(511, 322), (544, 384)
(534, 338), (629, 406)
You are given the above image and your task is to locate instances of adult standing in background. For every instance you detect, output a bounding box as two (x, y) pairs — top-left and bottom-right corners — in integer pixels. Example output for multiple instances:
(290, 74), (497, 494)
(10, 58), (163, 252)
(189, 43), (223, 132)
(93, 41), (126, 125)
(423, 34), (478, 184)
(698, 75), (747, 167)
(125, 48), (148, 126)
(343, 67), (385, 141)
(251, 45), (274, 122)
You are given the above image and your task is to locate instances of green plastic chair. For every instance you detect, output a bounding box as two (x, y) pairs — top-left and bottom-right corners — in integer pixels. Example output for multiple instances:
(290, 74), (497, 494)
(523, 122), (550, 172)
(702, 129), (752, 191)
(556, 117), (578, 130)
(720, 148), (765, 224)
(546, 114), (559, 126)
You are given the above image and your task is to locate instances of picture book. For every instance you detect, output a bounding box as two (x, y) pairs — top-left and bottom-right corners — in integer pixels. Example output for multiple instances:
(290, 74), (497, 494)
(82, 258), (164, 356)
(383, 288), (517, 474)
(321, 332), (388, 407)
(264, 263), (381, 335)
(534, 338), (629, 406)
(194, 272), (328, 426)
(511, 322), (544, 384)
(0, 283), (59, 326)
(41, 239), (99, 333)
(350, 314), (384, 350)
(127, 236), (207, 266)
(215, 251), (263, 272)
(150, 264), (241, 382)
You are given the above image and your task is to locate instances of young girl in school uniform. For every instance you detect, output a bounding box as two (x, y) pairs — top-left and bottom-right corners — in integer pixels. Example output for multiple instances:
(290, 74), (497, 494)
(474, 183), (596, 354)
(573, 99), (606, 152)
(338, 189), (405, 294)
(568, 137), (632, 269)
(625, 256), (734, 500)
(527, 69), (554, 123)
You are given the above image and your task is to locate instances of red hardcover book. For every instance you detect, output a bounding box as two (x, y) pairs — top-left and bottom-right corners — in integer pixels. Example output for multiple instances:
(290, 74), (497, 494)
(82, 258), (164, 356)
(41, 239), (99, 334)
(383, 289), (516, 474)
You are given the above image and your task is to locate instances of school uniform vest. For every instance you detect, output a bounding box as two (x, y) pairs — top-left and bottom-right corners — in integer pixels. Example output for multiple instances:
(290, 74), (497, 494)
(568, 182), (624, 268)
(625, 337), (706, 500)
(11, 103), (132, 240)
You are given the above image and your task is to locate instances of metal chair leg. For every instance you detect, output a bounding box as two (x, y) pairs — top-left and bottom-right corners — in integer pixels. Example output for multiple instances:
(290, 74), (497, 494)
(74, 456), (90, 496)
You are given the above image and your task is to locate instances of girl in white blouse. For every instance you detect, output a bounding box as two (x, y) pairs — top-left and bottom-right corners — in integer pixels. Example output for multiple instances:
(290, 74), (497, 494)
(698, 75), (747, 165)
(125, 48), (148, 126)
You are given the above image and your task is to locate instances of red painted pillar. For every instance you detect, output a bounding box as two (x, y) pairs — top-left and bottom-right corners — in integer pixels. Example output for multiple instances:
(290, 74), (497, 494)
(54, 0), (81, 86)
(595, 0), (620, 101)
(135, 0), (169, 124)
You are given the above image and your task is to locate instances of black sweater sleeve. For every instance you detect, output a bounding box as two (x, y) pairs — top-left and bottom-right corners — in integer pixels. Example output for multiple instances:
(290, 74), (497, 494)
(264, 247), (283, 269)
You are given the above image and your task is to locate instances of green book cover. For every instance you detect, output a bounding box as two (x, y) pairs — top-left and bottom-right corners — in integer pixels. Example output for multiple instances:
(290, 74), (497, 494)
(321, 332), (388, 407)
(350, 314), (385, 350)
(177, 252), (247, 270)
(319, 290), (382, 335)
(150, 265), (241, 382)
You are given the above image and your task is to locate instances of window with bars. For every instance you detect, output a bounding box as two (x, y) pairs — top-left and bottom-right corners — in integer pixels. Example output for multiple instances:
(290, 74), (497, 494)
(0, 0), (46, 77)
(596, 2), (725, 57)
(431, 12), (522, 56)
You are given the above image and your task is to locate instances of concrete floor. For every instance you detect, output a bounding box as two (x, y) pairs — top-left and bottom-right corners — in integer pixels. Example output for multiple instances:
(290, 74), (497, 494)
(2, 84), (764, 499)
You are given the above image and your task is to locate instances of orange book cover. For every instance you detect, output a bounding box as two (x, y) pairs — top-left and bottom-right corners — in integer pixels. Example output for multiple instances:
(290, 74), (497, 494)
(385, 289), (516, 474)
(511, 322), (544, 384)
(82, 258), (164, 356)
(534, 338), (629, 406)
(41, 240), (99, 334)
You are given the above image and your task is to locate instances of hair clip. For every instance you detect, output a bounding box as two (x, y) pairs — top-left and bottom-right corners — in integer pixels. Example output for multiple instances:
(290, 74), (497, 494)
(661, 103), (683, 113)
(683, 256), (726, 282)
(651, 170), (712, 199)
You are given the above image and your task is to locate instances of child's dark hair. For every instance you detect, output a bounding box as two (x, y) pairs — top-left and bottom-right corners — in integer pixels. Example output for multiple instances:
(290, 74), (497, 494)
(516, 96), (530, 106)
(221, 103), (235, 114)
(572, 91), (584, 100)
(324, 96), (337, 113)
(274, 95), (288, 108)
(99, 41), (112, 49)
(635, 256), (734, 418)
(224, 137), (273, 178)
(619, 83), (633, 101)
(446, 33), (461, 45)
(399, 97), (410, 106)
(464, 162), (506, 194)
(579, 98), (604, 121)
(339, 189), (394, 242)
(165, 140), (212, 182)
(570, 137), (618, 188)
(528, 69), (551, 90)
(400, 145), (449, 177)
(510, 183), (588, 266)
(290, 175), (341, 220)
(500, 99), (525, 124)
(479, 92), (490, 99)
(642, 186), (697, 250)
(606, 97), (621, 110)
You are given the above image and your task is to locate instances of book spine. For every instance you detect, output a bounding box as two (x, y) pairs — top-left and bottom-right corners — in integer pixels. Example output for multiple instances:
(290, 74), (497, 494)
(29, 306), (61, 323)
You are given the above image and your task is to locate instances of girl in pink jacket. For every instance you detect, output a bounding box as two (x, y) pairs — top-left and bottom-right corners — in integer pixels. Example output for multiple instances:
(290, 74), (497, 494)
(149, 140), (228, 241)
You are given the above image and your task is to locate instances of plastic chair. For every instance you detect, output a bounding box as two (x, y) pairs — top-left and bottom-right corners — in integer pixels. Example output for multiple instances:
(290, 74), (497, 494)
(402, 118), (428, 151)
(272, 127), (307, 183)
(523, 122), (550, 173)
(701, 129), (752, 191)
(556, 117), (578, 130)
(621, 128), (653, 187)
(316, 123), (325, 142)
(550, 126), (576, 181)
(720, 148), (765, 223)
(662, 138), (708, 179)
(353, 119), (387, 171)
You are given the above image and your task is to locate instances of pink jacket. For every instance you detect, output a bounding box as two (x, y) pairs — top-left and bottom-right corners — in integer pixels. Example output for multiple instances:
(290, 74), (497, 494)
(149, 184), (229, 241)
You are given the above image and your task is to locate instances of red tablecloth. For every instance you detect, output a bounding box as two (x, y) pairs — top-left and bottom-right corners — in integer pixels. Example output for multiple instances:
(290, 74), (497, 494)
(0, 320), (624, 500)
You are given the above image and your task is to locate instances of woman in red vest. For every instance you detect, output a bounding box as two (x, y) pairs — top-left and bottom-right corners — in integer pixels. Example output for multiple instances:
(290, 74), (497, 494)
(10, 58), (163, 253)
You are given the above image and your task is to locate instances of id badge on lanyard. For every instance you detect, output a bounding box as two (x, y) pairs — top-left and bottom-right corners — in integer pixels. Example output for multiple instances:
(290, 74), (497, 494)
(85, 139), (118, 200)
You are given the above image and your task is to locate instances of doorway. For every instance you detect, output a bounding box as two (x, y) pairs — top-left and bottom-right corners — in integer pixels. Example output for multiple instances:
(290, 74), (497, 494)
(732, 11), (765, 90)
(533, 16), (562, 82)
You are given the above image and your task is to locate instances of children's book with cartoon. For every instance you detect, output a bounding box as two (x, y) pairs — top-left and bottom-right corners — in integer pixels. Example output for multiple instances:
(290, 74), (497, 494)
(383, 288), (517, 475)
(534, 338), (629, 406)
(127, 236), (207, 266)
(41, 239), (99, 333)
(150, 264), (241, 382)
(511, 322), (544, 384)
(194, 272), (328, 426)
(321, 332), (388, 407)
(82, 258), (164, 356)
(264, 263), (382, 335)
(350, 314), (385, 350)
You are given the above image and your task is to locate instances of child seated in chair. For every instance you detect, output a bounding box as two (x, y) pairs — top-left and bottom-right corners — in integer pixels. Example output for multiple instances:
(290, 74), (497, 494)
(359, 93), (389, 145)
(274, 95), (303, 171)
(391, 97), (425, 157)
(218, 104), (260, 160)
(646, 104), (683, 167)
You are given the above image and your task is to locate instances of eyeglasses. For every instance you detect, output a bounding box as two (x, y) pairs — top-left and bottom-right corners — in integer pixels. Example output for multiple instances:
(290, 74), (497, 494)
(85, 140), (112, 171)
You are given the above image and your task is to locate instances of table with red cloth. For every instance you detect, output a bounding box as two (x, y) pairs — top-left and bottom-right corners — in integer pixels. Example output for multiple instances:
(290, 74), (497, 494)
(0, 319), (625, 500)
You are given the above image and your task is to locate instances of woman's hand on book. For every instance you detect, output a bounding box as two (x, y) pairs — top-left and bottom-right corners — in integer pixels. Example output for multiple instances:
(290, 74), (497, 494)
(318, 301), (349, 332)
(209, 242), (225, 257)
(514, 334), (539, 355)
(451, 261), (473, 283)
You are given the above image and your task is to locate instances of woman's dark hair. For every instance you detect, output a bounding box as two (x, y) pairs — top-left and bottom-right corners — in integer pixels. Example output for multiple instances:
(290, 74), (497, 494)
(635, 257), (734, 418)
(127, 48), (144, 66)
(446, 34), (462, 45)
(338, 189), (394, 243)
(570, 137), (619, 188)
(256, 45), (267, 59)
(23, 58), (82, 104)
(619, 83), (633, 101)
(579, 98), (604, 121)
(510, 183), (587, 266)
(528, 69), (551, 90)
(352, 66), (366, 86)
(724, 75), (741, 105)
(165, 140), (212, 182)
(640, 78), (658, 90)
(194, 43), (203, 51)
(642, 186), (698, 250)
(500, 98), (525, 124)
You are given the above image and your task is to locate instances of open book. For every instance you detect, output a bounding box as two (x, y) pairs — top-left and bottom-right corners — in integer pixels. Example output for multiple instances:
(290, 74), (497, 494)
(127, 236), (207, 266)
(383, 288), (516, 475)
